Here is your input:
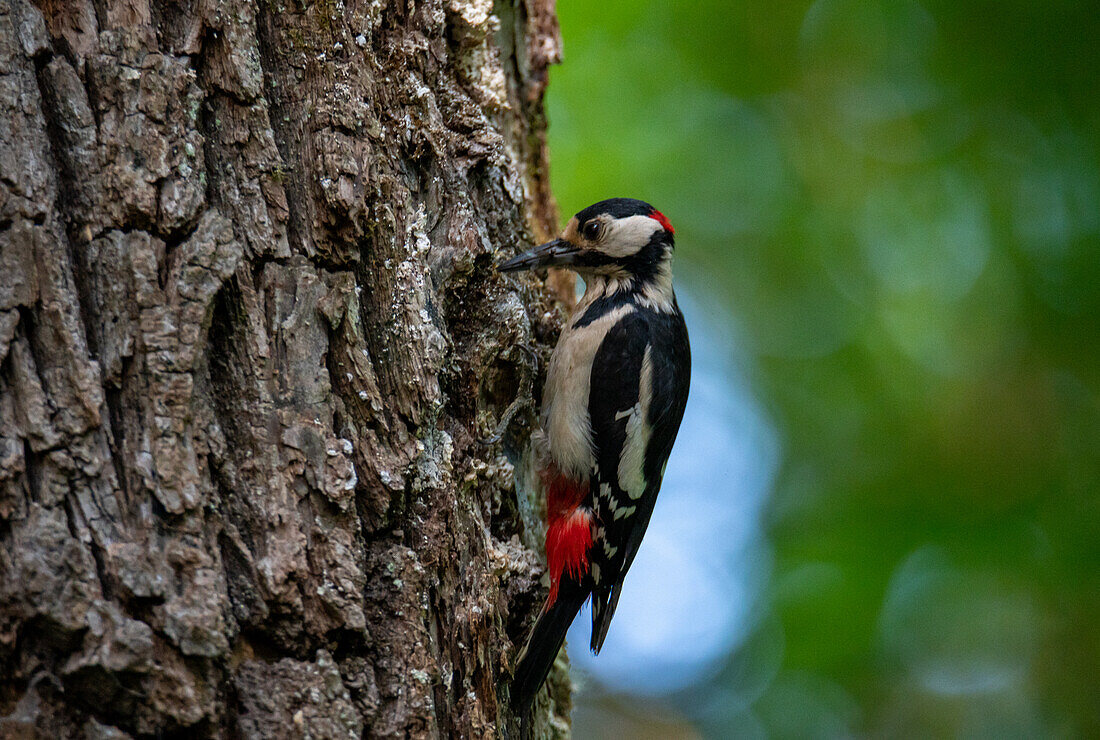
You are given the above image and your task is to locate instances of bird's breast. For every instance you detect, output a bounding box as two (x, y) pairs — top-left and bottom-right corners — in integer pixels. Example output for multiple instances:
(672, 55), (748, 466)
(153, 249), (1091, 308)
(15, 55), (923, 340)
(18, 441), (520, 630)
(541, 303), (636, 480)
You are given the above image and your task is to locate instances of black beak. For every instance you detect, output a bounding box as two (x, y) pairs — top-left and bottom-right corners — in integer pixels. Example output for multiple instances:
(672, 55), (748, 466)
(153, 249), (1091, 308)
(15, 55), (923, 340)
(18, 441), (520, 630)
(497, 238), (581, 273)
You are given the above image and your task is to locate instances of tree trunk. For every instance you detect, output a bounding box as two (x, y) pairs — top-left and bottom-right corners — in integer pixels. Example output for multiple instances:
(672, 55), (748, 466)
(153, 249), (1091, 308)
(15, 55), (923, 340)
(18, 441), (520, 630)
(0, 0), (570, 736)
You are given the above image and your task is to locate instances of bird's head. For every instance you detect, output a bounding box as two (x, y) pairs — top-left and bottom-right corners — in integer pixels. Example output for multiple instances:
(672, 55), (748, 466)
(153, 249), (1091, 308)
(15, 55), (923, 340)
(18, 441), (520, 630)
(498, 198), (675, 288)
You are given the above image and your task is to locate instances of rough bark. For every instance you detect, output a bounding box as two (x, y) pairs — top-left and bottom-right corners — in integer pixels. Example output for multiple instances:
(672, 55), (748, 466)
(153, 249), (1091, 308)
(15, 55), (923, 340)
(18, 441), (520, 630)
(0, 0), (571, 736)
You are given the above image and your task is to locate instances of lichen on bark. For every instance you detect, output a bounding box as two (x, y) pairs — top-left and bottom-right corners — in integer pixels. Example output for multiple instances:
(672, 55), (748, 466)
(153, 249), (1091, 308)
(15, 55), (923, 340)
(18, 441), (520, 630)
(0, 0), (571, 736)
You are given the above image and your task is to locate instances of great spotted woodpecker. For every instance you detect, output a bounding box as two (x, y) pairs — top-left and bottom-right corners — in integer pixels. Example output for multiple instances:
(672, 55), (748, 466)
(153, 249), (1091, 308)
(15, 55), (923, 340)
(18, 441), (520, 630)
(499, 198), (691, 715)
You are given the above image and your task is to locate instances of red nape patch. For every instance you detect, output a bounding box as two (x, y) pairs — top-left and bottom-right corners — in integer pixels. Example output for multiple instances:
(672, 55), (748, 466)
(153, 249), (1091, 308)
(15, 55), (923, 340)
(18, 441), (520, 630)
(542, 469), (592, 607)
(649, 209), (675, 234)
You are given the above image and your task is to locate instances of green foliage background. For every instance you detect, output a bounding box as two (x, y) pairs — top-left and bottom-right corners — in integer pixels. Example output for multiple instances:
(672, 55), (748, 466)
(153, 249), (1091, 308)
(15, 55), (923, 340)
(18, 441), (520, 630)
(546, 0), (1100, 735)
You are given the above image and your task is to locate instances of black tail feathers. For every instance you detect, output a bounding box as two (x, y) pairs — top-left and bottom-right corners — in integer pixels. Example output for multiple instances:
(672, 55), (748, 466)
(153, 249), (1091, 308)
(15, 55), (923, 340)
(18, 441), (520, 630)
(510, 586), (587, 717)
(589, 585), (622, 654)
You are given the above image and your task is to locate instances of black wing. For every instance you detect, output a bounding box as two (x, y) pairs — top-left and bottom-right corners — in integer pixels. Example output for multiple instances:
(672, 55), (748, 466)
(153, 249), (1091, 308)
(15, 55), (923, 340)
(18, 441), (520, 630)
(586, 302), (690, 652)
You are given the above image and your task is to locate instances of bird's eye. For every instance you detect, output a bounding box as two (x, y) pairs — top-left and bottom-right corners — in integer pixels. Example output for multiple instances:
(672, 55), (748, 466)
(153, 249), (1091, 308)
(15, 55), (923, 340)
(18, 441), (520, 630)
(582, 220), (602, 241)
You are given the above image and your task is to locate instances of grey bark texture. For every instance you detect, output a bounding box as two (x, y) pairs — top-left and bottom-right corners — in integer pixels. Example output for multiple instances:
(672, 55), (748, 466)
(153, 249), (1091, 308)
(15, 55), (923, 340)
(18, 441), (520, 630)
(0, 0), (574, 736)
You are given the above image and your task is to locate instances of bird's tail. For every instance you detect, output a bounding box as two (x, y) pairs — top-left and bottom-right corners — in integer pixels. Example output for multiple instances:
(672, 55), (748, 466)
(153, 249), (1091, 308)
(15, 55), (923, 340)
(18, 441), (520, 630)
(589, 584), (623, 654)
(510, 584), (587, 717)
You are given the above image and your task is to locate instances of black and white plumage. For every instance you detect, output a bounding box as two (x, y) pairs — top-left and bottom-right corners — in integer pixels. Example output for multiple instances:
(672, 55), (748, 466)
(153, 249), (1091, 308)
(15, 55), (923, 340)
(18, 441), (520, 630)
(499, 198), (691, 716)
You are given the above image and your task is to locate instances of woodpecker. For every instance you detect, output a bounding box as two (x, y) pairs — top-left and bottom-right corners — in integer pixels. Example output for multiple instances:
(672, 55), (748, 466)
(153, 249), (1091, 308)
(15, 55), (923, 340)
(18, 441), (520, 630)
(499, 198), (691, 715)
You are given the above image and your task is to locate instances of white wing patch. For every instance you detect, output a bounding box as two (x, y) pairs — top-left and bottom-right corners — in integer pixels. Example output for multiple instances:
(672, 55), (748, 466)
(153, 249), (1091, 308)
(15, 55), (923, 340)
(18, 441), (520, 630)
(617, 344), (654, 500)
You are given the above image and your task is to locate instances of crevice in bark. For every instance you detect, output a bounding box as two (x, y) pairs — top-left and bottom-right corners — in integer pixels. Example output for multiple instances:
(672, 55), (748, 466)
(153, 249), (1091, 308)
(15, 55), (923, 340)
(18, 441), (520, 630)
(205, 282), (269, 632)
(61, 490), (113, 600)
(251, 6), (309, 260)
(30, 60), (101, 372)
(429, 590), (457, 739)
(101, 353), (134, 516)
(21, 439), (42, 506)
(195, 85), (219, 214)
(158, 0), (204, 54)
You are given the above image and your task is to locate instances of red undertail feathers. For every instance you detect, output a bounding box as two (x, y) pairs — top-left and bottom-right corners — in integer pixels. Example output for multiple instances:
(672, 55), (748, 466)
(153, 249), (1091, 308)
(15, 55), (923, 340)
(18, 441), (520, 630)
(542, 470), (592, 606)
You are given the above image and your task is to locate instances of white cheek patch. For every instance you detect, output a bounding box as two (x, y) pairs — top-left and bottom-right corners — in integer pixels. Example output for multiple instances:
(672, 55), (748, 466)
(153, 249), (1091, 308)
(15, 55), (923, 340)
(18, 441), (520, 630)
(599, 214), (662, 259)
